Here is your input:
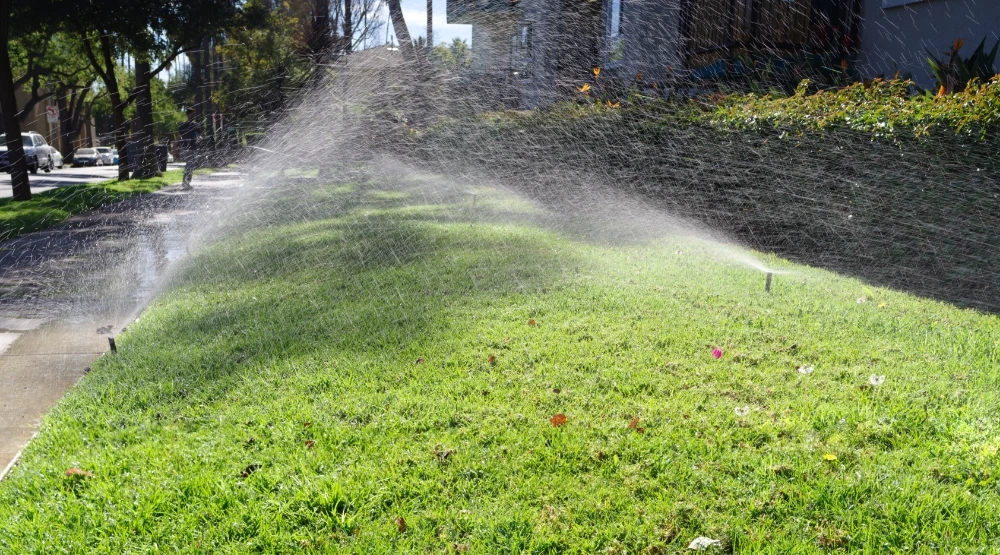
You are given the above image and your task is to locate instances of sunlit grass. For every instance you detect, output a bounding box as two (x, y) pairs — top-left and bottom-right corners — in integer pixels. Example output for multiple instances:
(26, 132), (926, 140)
(0, 176), (998, 553)
(0, 170), (183, 241)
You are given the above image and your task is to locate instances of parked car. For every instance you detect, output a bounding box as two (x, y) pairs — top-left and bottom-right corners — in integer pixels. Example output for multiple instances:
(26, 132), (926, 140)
(51, 149), (64, 169)
(0, 132), (57, 174)
(95, 147), (114, 165)
(72, 148), (104, 167)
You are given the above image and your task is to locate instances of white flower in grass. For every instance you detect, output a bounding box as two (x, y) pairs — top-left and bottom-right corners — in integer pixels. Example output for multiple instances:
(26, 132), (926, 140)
(869, 374), (886, 387)
(734, 406), (750, 417)
(688, 537), (721, 550)
(797, 365), (814, 375)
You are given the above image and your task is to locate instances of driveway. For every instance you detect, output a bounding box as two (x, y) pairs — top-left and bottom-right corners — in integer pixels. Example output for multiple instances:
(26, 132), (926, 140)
(0, 164), (187, 198)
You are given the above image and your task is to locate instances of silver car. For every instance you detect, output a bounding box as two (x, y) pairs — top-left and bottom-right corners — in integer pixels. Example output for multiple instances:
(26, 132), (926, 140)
(95, 147), (115, 165)
(0, 132), (58, 174)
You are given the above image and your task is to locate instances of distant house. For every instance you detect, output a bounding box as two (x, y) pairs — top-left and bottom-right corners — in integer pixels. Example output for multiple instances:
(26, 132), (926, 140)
(447, 0), (1000, 106)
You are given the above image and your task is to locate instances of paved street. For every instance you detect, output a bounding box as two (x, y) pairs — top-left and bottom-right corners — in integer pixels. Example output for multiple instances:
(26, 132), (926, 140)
(0, 164), (187, 198)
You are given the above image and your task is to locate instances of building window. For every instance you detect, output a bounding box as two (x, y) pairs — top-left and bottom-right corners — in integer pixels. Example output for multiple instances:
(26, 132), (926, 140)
(512, 23), (533, 79)
(607, 0), (624, 63)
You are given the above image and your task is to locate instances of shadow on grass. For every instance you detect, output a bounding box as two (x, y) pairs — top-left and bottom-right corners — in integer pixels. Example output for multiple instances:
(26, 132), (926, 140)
(406, 119), (1000, 313)
(111, 176), (587, 403)
(0, 171), (182, 241)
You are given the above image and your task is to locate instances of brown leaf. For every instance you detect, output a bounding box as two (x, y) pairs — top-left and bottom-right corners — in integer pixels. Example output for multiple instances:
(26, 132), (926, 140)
(552, 388), (561, 394)
(303, 422), (313, 428)
(304, 440), (315, 449)
(550, 413), (567, 427)
(635, 427), (645, 434)
(627, 417), (640, 429)
(415, 357), (425, 364)
(64, 467), (93, 478)
(433, 444), (454, 461)
(488, 354), (496, 365)
(527, 319), (537, 326)
(240, 463), (261, 478)
(395, 516), (407, 533)
(454, 543), (469, 553)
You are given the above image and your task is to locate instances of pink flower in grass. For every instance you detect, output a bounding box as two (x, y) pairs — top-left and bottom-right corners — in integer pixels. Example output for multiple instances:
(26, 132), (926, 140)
(712, 348), (723, 359)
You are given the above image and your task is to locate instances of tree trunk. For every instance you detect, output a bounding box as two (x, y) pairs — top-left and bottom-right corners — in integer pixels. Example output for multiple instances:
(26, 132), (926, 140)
(97, 36), (131, 181)
(387, 0), (415, 60)
(133, 59), (160, 179)
(202, 37), (214, 156)
(0, 0), (30, 200)
(343, 0), (353, 54)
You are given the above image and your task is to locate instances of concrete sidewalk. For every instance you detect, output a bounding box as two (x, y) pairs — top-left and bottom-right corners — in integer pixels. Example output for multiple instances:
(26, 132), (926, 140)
(0, 171), (245, 475)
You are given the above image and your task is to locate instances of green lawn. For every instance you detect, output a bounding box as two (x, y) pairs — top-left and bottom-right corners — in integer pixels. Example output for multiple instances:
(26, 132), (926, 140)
(1, 174), (998, 553)
(0, 170), (183, 241)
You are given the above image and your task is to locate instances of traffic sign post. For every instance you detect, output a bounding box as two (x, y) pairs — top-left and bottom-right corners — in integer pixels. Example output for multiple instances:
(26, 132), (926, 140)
(45, 105), (59, 123)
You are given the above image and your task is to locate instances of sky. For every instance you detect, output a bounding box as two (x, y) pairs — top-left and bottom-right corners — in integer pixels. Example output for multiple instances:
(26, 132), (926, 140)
(380, 0), (472, 48)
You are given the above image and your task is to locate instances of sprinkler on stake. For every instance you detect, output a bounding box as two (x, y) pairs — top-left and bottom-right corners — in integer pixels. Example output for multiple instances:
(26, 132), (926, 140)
(765, 272), (773, 293)
(108, 337), (117, 353)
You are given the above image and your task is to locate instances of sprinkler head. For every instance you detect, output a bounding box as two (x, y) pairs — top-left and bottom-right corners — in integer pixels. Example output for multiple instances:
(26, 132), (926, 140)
(765, 272), (773, 293)
(108, 337), (117, 353)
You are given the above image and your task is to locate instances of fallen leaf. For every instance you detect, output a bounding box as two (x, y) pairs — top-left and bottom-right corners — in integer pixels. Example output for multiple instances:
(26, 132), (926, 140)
(65, 467), (93, 478)
(772, 464), (794, 476)
(415, 357), (425, 364)
(552, 388), (561, 394)
(527, 318), (537, 326)
(550, 413), (567, 427)
(453, 543), (469, 553)
(628, 417), (640, 429)
(240, 463), (261, 478)
(488, 354), (497, 365)
(303, 422), (313, 428)
(433, 444), (454, 460)
(304, 440), (315, 449)
(395, 516), (407, 533)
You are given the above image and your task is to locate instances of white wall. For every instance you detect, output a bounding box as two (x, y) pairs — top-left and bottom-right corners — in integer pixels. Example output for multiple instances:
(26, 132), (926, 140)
(858, 0), (1000, 89)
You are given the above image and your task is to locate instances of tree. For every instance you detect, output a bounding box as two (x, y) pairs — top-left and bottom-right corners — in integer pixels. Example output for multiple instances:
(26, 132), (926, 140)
(1, 0), (31, 200)
(387, 0), (416, 61)
(431, 38), (471, 70)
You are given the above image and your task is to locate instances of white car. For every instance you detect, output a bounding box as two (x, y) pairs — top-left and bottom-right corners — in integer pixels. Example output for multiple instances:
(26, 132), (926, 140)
(95, 147), (114, 165)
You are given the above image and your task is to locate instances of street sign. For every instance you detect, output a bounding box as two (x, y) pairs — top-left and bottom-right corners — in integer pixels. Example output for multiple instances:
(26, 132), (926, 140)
(45, 105), (59, 123)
